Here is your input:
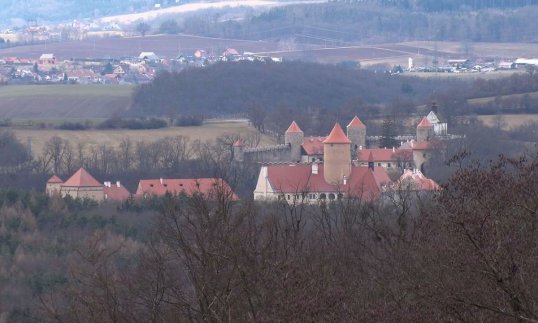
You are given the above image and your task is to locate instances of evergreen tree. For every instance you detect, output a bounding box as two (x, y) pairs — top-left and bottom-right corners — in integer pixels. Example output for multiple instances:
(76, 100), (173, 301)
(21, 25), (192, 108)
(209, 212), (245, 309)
(379, 117), (399, 148)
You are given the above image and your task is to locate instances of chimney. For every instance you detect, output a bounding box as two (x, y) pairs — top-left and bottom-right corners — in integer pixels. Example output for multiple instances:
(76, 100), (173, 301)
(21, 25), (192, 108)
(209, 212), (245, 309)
(104, 181), (111, 187)
(343, 175), (347, 185)
(160, 178), (164, 185)
(359, 145), (363, 150)
(116, 181), (121, 188)
(392, 147), (395, 152)
(312, 163), (319, 175)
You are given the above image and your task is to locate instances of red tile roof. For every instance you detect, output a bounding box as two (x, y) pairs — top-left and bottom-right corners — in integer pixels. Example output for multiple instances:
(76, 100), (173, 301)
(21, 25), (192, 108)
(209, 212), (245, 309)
(358, 148), (413, 162)
(323, 123), (351, 144)
(347, 116), (366, 129)
(47, 175), (63, 184)
(396, 169), (440, 191)
(301, 136), (326, 155)
(136, 178), (239, 200)
(104, 184), (131, 201)
(286, 121), (303, 133)
(417, 117), (433, 128)
(233, 139), (244, 147)
(62, 168), (103, 187)
(266, 164), (391, 202)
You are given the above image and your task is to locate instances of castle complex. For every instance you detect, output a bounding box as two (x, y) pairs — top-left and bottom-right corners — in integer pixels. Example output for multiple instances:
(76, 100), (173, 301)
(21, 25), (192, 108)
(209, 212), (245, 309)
(235, 112), (448, 173)
(247, 112), (449, 202)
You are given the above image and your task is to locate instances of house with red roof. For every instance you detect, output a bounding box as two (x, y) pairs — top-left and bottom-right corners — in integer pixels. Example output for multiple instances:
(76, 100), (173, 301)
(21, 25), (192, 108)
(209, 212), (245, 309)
(394, 169), (440, 191)
(356, 147), (413, 170)
(45, 168), (131, 202)
(136, 178), (239, 201)
(55, 168), (105, 201)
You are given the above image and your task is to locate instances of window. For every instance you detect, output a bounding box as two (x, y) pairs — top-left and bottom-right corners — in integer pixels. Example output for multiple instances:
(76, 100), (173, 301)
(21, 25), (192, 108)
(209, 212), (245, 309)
(320, 193), (326, 199)
(287, 195), (291, 200)
(337, 193), (343, 199)
(387, 163), (391, 168)
(329, 193), (335, 200)
(378, 163), (382, 167)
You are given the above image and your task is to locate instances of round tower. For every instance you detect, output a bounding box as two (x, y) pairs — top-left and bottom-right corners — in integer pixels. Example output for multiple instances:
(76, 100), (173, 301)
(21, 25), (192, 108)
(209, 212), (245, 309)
(417, 117), (434, 142)
(284, 121), (304, 162)
(323, 123), (351, 185)
(347, 116), (366, 156)
(232, 139), (244, 162)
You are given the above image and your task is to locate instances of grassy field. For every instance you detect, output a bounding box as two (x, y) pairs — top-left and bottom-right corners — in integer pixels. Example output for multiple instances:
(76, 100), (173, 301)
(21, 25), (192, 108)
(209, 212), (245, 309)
(0, 85), (133, 119)
(468, 91), (538, 105)
(475, 114), (538, 129)
(10, 121), (276, 156)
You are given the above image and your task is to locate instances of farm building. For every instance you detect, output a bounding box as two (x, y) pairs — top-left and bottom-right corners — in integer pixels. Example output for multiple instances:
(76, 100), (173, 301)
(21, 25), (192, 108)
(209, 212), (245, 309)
(45, 168), (131, 202)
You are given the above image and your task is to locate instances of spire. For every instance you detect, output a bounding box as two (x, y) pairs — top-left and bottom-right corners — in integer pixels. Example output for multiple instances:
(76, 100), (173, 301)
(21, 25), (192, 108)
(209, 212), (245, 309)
(417, 117), (433, 128)
(285, 121), (303, 133)
(323, 123), (351, 144)
(347, 116), (366, 129)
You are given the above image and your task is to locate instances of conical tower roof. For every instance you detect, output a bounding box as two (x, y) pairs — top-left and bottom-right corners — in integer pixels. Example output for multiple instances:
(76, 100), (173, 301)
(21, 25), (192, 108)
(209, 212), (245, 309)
(323, 123), (351, 144)
(47, 175), (63, 184)
(347, 116), (366, 129)
(62, 168), (102, 187)
(417, 117), (433, 128)
(286, 121), (303, 133)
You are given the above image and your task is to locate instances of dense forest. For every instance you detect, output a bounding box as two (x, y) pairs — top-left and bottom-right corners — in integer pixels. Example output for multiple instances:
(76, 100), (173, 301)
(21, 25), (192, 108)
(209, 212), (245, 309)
(131, 61), (538, 135)
(2, 150), (538, 321)
(175, 2), (538, 43)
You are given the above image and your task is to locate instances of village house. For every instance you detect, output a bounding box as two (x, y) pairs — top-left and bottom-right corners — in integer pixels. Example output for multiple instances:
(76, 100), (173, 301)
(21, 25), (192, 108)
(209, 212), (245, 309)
(39, 53), (55, 65)
(136, 178), (239, 200)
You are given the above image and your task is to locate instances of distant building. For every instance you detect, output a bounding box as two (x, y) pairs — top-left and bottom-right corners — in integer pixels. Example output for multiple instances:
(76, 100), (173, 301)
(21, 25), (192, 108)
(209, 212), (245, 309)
(39, 53), (55, 65)
(138, 52), (159, 62)
(45, 168), (131, 202)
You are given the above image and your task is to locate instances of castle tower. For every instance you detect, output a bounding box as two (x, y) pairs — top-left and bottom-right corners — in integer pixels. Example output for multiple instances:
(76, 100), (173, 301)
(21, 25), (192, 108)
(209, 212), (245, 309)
(46, 175), (63, 196)
(284, 121), (304, 162)
(323, 123), (351, 185)
(232, 139), (244, 162)
(417, 117), (434, 142)
(347, 116), (366, 156)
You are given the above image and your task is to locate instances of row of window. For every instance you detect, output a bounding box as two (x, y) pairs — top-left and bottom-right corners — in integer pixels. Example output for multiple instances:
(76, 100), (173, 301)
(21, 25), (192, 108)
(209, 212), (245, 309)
(280, 193), (344, 201)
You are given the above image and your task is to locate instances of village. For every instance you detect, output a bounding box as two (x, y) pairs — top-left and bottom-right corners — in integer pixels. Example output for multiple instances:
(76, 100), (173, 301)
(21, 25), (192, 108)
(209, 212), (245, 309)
(0, 48), (281, 85)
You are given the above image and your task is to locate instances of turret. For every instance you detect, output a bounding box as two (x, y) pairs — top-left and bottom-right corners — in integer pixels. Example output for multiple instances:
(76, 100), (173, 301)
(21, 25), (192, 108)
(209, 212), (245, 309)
(323, 123), (351, 185)
(233, 139), (244, 162)
(46, 175), (63, 196)
(347, 116), (366, 156)
(417, 117), (434, 142)
(284, 121), (304, 162)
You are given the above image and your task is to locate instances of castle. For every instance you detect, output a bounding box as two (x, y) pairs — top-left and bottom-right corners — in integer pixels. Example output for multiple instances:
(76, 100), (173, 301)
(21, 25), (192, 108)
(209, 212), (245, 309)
(253, 121), (441, 203)
(235, 112), (448, 173)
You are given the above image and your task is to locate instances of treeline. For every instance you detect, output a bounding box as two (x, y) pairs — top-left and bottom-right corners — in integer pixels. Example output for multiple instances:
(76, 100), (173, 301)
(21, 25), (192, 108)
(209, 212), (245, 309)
(131, 60), (538, 136)
(0, 130), (262, 197)
(177, 2), (538, 43)
(131, 61), (453, 128)
(3, 151), (538, 321)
